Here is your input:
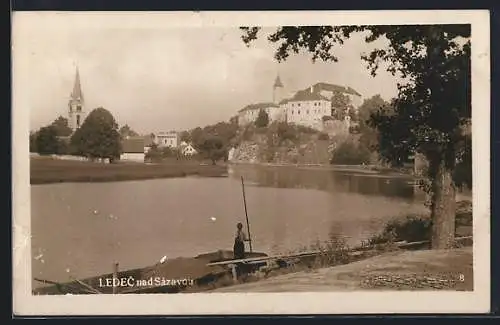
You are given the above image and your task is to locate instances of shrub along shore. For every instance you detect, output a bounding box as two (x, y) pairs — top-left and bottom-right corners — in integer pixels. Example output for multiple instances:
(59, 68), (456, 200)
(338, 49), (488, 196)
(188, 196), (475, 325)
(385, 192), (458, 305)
(30, 156), (228, 185)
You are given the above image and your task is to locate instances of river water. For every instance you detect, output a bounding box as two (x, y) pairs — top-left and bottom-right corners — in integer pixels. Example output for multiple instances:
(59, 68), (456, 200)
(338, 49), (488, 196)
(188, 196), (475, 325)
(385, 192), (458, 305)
(31, 164), (427, 287)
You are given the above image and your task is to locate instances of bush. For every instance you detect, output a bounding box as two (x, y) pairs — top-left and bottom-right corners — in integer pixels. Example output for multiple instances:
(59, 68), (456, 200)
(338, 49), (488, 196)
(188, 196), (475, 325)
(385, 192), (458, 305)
(275, 122), (298, 143)
(330, 141), (371, 165)
(368, 215), (432, 246)
(318, 132), (329, 141)
(295, 125), (318, 134)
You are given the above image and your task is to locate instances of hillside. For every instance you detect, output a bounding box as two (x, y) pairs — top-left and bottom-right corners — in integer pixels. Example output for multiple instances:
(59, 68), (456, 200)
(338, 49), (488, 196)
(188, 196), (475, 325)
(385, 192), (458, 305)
(229, 123), (345, 165)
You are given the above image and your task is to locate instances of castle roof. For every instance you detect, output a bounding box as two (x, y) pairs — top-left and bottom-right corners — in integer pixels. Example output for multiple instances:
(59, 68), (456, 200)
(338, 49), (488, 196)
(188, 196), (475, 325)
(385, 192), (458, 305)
(310, 82), (362, 97)
(281, 88), (330, 104)
(71, 67), (84, 101)
(238, 102), (279, 113)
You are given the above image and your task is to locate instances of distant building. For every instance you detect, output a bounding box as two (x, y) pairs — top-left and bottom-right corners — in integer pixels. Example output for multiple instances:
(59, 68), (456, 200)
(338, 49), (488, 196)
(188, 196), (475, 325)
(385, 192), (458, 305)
(120, 136), (145, 162)
(153, 131), (179, 148)
(180, 142), (198, 156)
(237, 102), (286, 126)
(68, 67), (86, 132)
(236, 76), (363, 132)
(311, 82), (363, 109)
(281, 86), (331, 130)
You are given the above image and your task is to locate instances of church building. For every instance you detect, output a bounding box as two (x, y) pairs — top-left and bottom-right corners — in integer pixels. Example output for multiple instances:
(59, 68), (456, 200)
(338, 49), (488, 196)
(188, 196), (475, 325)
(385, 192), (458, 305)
(68, 67), (86, 132)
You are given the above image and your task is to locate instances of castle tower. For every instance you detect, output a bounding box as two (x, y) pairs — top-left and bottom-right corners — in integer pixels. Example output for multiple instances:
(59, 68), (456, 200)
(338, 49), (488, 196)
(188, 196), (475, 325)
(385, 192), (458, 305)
(273, 74), (284, 104)
(68, 67), (85, 132)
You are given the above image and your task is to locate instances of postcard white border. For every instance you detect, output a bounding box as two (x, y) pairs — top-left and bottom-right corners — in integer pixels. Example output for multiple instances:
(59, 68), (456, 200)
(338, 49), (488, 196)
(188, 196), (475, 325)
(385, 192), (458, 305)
(12, 10), (491, 315)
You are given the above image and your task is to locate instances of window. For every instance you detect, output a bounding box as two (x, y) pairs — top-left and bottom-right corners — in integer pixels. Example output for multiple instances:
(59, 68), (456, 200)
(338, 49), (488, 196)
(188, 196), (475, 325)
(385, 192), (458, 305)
(76, 115), (81, 128)
(307, 110), (309, 114)
(76, 105), (82, 112)
(298, 110), (301, 114)
(298, 103), (301, 107)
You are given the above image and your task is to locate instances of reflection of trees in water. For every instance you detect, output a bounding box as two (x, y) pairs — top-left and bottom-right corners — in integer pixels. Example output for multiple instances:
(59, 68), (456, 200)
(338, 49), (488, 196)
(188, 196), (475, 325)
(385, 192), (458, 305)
(230, 166), (414, 199)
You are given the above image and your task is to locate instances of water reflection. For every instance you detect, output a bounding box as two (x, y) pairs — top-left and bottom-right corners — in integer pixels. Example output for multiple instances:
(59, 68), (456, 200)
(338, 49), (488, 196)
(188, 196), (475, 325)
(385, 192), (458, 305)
(229, 165), (416, 200)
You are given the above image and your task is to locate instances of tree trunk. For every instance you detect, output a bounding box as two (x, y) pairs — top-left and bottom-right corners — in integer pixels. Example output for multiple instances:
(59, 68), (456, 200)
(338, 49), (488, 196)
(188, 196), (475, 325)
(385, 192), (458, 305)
(430, 158), (456, 249)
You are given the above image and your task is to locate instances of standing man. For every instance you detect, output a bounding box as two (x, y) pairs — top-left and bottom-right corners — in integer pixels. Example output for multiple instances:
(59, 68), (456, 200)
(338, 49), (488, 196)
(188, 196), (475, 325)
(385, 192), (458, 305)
(233, 222), (249, 260)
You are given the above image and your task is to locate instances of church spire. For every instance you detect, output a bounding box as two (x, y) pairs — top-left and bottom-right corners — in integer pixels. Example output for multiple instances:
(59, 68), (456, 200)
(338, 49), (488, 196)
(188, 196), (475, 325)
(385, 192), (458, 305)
(71, 66), (84, 101)
(273, 74), (284, 88)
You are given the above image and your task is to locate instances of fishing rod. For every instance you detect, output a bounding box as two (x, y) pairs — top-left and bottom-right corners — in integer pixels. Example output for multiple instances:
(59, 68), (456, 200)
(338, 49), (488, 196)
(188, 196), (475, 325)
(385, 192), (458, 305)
(240, 176), (253, 252)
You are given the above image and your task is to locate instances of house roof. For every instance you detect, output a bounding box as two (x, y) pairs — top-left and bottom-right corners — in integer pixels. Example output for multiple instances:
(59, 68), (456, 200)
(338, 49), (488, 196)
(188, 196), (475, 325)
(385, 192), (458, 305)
(122, 137), (145, 153)
(311, 82), (362, 97)
(238, 102), (279, 113)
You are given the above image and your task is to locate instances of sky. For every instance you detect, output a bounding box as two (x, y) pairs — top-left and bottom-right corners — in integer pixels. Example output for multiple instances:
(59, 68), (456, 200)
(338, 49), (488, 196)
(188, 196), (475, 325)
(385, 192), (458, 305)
(14, 13), (402, 134)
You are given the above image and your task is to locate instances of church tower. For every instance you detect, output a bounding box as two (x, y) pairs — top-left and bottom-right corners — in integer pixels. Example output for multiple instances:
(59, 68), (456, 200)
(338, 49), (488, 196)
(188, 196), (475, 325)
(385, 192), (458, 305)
(273, 74), (284, 104)
(68, 67), (85, 132)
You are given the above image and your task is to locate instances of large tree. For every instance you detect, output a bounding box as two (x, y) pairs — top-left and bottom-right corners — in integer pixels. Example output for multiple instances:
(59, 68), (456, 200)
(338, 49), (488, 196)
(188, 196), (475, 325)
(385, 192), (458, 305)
(70, 107), (122, 161)
(357, 95), (391, 152)
(50, 116), (73, 137)
(35, 125), (61, 155)
(199, 135), (226, 165)
(255, 109), (270, 128)
(241, 25), (471, 249)
(119, 124), (139, 138)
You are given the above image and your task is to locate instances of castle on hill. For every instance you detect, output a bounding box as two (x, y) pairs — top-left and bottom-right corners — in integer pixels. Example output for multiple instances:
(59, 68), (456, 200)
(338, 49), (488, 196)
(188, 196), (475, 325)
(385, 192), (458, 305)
(237, 74), (363, 132)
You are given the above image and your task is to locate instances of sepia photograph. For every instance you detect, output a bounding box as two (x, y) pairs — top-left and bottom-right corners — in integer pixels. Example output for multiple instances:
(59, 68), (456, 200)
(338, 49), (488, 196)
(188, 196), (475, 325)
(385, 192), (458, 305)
(12, 10), (490, 315)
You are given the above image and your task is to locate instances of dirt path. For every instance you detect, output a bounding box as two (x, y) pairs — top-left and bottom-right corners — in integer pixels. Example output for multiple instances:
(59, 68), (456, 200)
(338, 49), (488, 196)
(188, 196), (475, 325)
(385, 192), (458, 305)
(212, 247), (473, 292)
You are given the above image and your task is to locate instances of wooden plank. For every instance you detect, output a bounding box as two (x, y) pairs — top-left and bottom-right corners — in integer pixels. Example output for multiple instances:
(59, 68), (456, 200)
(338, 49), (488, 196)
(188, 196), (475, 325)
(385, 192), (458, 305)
(206, 252), (321, 267)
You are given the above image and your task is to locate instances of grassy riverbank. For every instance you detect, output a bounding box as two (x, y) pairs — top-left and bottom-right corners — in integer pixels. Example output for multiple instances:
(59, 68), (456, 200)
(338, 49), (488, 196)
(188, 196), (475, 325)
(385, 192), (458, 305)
(30, 157), (228, 185)
(213, 246), (473, 292)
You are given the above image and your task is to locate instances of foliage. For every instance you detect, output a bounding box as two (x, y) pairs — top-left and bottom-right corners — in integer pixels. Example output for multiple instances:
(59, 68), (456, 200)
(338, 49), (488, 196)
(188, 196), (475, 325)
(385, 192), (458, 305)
(35, 126), (63, 155)
(144, 143), (181, 162)
(145, 143), (162, 162)
(330, 141), (371, 165)
(179, 131), (191, 143)
(199, 136), (226, 165)
(29, 131), (38, 153)
(70, 107), (122, 161)
(368, 215), (432, 245)
(50, 116), (73, 137)
(255, 109), (270, 128)
(119, 124), (139, 138)
(240, 24), (471, 249)
(331, 92), (351, 120)
(275, 122), (298, 143)
(308, 227), (350, 268)
(453, 133), (472, 190)
(318, 132), (330, 141)
(184, 119), (239, 163)
(357, 95), (390, 152)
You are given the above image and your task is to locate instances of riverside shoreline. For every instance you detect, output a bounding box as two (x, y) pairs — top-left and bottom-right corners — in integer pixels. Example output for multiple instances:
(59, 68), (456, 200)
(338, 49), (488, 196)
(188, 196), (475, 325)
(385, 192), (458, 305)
(30, 156), (228, 185)
(30, 156), (415, 185)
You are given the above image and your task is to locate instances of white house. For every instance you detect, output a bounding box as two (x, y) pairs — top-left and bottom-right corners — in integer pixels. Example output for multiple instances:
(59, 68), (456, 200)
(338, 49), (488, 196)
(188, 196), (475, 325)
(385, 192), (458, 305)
(181, 143), (198, 156)
(120, 137), (145, 162)
(154, 131), (179, 148)
(280, 86), (331, 130)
